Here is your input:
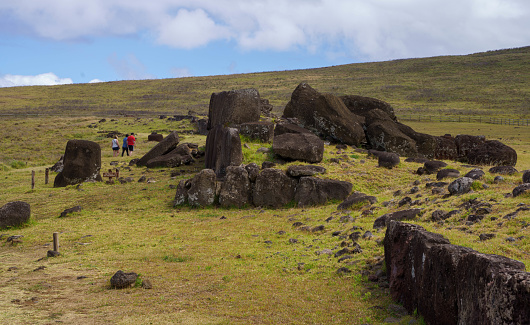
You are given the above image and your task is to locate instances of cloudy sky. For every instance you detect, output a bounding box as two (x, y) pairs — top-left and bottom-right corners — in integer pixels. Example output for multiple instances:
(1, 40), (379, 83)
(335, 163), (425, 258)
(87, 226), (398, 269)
(1, 0), (529, 87)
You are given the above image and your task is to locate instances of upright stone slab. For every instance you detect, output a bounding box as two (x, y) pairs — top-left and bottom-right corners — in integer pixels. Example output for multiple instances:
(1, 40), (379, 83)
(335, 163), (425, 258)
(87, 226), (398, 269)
(219, 166), (251, 208)
(54, 140), (102, 187)
(207, 88), (261, 130)
(187, 169), (217, 207)
(252, 169), (296, 208)
(205, 126), (243, 177)
(137, 131), (180, 166)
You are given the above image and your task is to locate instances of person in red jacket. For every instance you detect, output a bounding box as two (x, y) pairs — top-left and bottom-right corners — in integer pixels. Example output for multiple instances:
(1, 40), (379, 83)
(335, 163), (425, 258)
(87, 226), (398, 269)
(127, 132), (136, 155)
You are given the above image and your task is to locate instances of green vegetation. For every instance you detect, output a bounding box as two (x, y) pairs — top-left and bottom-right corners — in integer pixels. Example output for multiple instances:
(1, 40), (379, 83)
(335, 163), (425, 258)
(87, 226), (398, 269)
(0, 47), (529, 324)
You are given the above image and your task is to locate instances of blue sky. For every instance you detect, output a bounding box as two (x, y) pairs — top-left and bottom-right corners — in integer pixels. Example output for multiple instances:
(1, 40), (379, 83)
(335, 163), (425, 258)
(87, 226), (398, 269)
(1, 0), (529, 87)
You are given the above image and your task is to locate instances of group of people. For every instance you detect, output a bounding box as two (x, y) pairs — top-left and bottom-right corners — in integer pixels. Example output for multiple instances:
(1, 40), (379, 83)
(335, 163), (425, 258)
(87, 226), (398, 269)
(112, 133), (136, 157)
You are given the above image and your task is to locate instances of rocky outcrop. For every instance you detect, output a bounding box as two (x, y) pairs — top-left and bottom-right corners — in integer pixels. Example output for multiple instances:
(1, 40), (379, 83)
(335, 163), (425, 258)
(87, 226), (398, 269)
(0, 201), (31, 229)
(205, 126), (243, 177)
(54, 140), (102, 187)
(283, 83), (366, 146)
(273, 132), (324, 163)
(252, 169), (297, 208)
(384, 221), (530, 325)
(207, 88), (261, 130)
(239, 122), (274, 143)
(466, 140), (517, 166)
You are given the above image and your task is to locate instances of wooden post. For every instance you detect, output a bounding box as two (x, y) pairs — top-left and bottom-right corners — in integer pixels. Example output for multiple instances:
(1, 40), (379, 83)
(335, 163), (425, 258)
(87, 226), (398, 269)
(31, 171), (35, 189)
(45, 168), (49, 185)
(53, 232), (59, 252)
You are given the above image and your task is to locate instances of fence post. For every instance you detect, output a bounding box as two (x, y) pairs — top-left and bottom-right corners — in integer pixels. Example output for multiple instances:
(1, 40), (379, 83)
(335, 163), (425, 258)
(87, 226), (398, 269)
(31, 171), (35, 189)
(45, 168), (49, 185)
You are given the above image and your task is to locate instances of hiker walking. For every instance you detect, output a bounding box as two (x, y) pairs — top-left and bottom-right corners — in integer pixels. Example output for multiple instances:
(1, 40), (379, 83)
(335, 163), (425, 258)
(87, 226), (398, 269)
(127, 132), (136, 155)
(121, 134), (129, 157)
(112, 135), (120, 157)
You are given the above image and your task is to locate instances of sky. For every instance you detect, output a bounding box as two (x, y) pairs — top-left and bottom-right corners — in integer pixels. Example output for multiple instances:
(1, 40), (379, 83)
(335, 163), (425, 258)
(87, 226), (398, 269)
(1, 0), (529, 87)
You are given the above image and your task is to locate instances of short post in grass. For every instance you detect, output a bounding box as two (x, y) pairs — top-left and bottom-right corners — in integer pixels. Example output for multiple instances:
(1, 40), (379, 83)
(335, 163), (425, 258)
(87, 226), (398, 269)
(45, 168), (49, 185)
(53, 232), (59, 252)
(31, 170), (35, 189)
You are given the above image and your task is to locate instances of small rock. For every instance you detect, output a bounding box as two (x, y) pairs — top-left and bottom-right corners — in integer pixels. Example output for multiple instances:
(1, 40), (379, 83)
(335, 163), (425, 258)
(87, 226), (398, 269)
(479, 233), (495, 241)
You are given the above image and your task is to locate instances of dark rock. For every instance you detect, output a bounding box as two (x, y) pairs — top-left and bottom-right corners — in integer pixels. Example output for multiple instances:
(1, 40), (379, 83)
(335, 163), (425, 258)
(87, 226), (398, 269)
(187, 169), (217, 207)
(466, 140), (517, 166)
(337, 192), (377, 210)
(205, 126), (243, 177)
(54, 140), (102, 187)
(467, 215), (484, 223)
(455, 134), (485, 159)
(47, 250), (60, 257)
(431, 210), (447, 222)
(59, 206), (82, 218)
(377, 152), (400, 169)
(239, 121), (274, 142)
(147, 133), (164, 142)
(464, 168), (485, 180)
(436, 169), (460, 180)
(207, 88), (261, 130)
(494, 176), (505, 184)
(286, 165), (326, 177)
(294, 177), (352, 207)
(340, 94), (397, 121)
(261, 161), (276, 169)
(448, 177), (474, 195)
(373, 209), (421, 229)
(434, 135), (458, 160)
(513, 183), (530, 197)
(252, 169), (296, 208)
(273, 122), (312, 136)
(398, 197), (412, 207)
(523, 170), (530, 184)
(197, 119), (208, 136)
(137, 131), (180, 167)
(311, 225), (325, 232)
(405, 157), (430, 164)
(244, 163), (260, 182)
(365, 120), (419, 157)
(362, 231), (373, 239)
(219, 166), (251, 208)
(283, 83), (366, 146)
(423, 160), (447, 174)
(50, 155), (64, 172)
(0, 201), (31, 229)
(489, 166), (518, 175)
(110, 270), (138, 289)
(479, 233), (495, 241)
(273, 132), (324, 163)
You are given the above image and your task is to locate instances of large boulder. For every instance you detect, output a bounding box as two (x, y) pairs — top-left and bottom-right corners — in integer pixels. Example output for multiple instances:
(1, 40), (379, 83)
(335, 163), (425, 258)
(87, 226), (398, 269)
(273, 122), (312, 137)
(0, 201), (31, 229)
(219, 166), (251, 208)
(340, 95), (397, 121)
(147, 132), (163, 142)
(207, 88), (261, 130)
(252, 169), (297, 208)
(365, 120), (418, 157)
(373, 209), (421, 229)
(145, 153), (193, 168)
(54, 140), (102, 187)
(205, 126), (243, 177)
(239, 121), (274, 143)
(137, 131), (180, 167)
(434, 135), (458, 160)
(187, 169), (217, 207)
(273, 132), (324, 163)
(377, 151), (400, 169)
(513, 183), (530, 197)
(448, 177), (475, 195)
(283, 83), (366, 146)
(294, 177), (352, 207)
(454, 135), (485, 160)
(466, 140), (517, 166)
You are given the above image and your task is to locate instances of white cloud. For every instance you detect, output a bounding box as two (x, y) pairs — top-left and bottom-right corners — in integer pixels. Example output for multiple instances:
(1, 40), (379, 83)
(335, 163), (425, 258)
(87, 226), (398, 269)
(0, 73), (73, 87)
(1, 0), (530, 61)
(89, 79), (105, 83)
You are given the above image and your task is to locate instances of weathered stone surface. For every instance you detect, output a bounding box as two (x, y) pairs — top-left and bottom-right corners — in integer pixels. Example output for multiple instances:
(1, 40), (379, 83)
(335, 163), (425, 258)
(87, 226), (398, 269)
(187, 169), (217, 207)
(448, 177), (474, 195)
(294, 177), (352, 207)
(283, 83), (366, 146)
(377, 151), (400, 169)
(145, 153), (193, 168)
(110, 270), (138, 289)
(197, 119), (208, 136)
(0, 201), (30, 229)
(373, 209), (421, 228)
(207, 88), (261, 130)
(244, 163), (260, 182)
(273, 122), (312, 137)
(337, 192), (377, 210)
(173, 179), (190, 206)
(423, 160), (448, 174)
(340, 95), (397, 121)
(523, 170), (530, 184)
(59, 205), (82, 218)
(219, 166), (251, 208)
(436, 168), (460, 180)
(384, 221), (530, 325)
(434, 135), (458, 160)
(513, 183), (530, 197)
(489, 166), (518, 175)
(252, 169), (296, 208)
(365, 120), (417, 157)
(239, 122), (274, 143)
(205, 126), (243, 177)
(286, 165), (326, 177)
(273, 132), (324, 163)
(137, 131), (180, 167)
(464, 168), (485, 180)
(455, 135), (485, 159)
(147, 133), (163, 142)
(54, 140), (102, 187)
(466, 140), (517, 166)
(50, 155), (64, 172)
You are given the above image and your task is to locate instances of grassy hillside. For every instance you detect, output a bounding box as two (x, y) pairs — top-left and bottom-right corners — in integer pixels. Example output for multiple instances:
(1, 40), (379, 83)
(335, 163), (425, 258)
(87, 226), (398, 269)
(0, 47), (529, 118)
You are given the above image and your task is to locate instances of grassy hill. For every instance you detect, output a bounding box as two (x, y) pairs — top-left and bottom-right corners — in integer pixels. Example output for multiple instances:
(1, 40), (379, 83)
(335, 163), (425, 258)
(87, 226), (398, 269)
(0, 46), (529, 118)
